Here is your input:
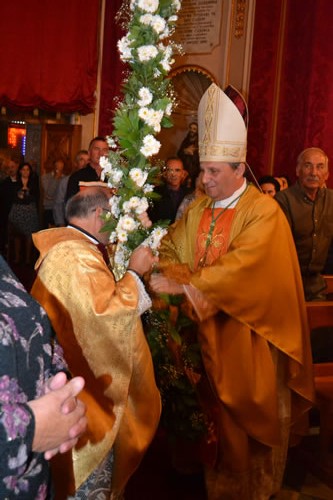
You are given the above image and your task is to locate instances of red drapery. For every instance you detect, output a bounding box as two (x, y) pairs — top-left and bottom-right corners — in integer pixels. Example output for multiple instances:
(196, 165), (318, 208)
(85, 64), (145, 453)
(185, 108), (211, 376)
(248, 0), (333, 187)
(98, 0), (126, 137)
(0, 0), (100, 114)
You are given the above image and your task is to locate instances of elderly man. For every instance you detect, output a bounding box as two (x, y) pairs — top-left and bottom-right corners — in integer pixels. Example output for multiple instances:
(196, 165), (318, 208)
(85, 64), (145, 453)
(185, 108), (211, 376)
(275, 147), (333, 301)
(275, 148), (333, 300)
(149, 157), (190, 224)
(31, 187), (161, 499)
(65, 136), (109, 201)
(149, 84), (314, 499)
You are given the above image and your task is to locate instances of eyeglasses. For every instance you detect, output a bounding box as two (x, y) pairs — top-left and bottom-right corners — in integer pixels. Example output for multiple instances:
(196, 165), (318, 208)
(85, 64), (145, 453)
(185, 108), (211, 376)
(92, 207), (112, 214)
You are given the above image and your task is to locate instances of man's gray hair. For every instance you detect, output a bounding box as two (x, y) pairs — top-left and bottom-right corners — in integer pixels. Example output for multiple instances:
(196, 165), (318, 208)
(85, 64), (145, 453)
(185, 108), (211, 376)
(297, 147), (328, 167)
(65, 188), (109, 221)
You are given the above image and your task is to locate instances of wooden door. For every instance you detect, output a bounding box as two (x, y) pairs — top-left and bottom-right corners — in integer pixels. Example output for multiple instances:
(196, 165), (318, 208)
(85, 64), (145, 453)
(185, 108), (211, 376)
(41, 123), (82, 175)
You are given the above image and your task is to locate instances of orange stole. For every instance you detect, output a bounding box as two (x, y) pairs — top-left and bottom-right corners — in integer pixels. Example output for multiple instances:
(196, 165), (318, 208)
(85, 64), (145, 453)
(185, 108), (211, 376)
(194, 208), (236, 270)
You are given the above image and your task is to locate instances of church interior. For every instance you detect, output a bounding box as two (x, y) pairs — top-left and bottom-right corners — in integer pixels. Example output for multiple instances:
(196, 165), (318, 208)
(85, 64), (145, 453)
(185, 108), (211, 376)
(0, 1), (333, 499)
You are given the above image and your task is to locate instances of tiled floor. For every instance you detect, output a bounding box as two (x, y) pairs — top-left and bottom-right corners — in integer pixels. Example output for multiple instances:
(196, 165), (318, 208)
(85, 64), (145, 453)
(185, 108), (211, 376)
(126, 428), (333, 500)
(278, 430), (333, 500)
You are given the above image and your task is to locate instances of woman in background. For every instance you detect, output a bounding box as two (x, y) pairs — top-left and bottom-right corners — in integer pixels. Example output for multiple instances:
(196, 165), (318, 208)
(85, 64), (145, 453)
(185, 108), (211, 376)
(41, 158), (65, 228)
(8, 162), (40, 265)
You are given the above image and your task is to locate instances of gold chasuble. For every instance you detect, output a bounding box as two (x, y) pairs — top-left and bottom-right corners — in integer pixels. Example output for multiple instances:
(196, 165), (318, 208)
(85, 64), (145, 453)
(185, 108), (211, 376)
(31, 228), (161, 499)
(158, 184), (314, 499)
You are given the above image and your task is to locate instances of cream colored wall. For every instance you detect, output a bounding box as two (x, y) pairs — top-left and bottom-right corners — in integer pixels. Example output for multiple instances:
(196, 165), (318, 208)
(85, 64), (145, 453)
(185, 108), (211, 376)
(79, 114), (96, 149)
(79, 0), (256, 157)
(173, 0), (256, 94)
(157, 0), (256, 162)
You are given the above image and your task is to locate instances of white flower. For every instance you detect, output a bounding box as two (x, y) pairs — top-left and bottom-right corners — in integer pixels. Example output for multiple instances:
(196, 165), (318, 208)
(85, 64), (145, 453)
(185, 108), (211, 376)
(159, 26), (170, 39)
(136, 197), (149, 214)
(139, 13), (167, 35)
(123, 196), (149, 214)
(138, 87), (153, 107)
(118, 215), (139, 232)
(159, 44), (174, 72)
(140, 135), (161, 157)
(151, 110), (164, 132)
(103, 0), (180, 278)
(151, 15), (166, 34)
(142, 226), (168, 250)
(137, 45), (158, 62)
(116, 229), (129, 243)
(139, 107), (163, 132)
(106, 136), (117, 149)
(138, 0), (159, 13)
(129, 196), (141, 208)
(110, 196), (121, 218)
(143, 183), (154, 193)
(118, 35), (133, 61)
(172, 0), (181, 11)
(138, 107), (150, 121)
(129, 168), (149, 187)
(108, 169), (123, 188)
(161, 57), (173, 71)
(165, 102), (173, 116)
(140, 13), (153, 25)
(109, 231), (117, 243)
(123, 196), (140, 213)
(100, 157), (113, 181)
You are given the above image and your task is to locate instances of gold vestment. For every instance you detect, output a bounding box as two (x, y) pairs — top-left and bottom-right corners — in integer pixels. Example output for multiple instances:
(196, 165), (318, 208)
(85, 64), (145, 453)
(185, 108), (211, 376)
(31, 227), (161, 499)
(158, 185), (314, 498)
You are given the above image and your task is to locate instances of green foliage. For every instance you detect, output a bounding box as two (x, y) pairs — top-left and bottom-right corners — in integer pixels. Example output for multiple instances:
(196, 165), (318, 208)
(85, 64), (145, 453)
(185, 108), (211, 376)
(143, 295), (209, 442)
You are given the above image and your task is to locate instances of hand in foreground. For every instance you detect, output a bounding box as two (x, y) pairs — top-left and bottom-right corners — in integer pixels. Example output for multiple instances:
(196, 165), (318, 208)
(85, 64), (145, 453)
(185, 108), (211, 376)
(28, 372), (87, 459)
(149, 273), (184, 295)
(128, 246), (159, 277)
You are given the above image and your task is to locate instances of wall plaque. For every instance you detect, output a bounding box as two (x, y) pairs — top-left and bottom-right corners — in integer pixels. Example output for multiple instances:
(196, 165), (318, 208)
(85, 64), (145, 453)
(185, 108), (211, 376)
(174, 0), (223, 54)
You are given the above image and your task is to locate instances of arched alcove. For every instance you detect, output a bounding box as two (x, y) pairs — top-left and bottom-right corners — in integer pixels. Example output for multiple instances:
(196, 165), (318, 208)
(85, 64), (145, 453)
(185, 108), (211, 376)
(157, 65), (215, 162)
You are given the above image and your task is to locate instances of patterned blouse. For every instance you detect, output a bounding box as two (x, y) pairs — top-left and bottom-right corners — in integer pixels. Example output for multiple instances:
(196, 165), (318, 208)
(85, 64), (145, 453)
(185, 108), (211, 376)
(0, 256), (67, 499)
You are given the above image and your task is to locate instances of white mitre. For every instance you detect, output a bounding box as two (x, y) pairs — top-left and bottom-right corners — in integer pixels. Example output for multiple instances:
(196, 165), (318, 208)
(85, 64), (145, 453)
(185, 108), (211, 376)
(198, 83), (247, 163)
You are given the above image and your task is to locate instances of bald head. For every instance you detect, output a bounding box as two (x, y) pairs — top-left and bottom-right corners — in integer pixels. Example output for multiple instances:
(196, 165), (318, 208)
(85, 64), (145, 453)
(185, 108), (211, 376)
(297, 147), (328, 168)
(65, 187), (111, 244)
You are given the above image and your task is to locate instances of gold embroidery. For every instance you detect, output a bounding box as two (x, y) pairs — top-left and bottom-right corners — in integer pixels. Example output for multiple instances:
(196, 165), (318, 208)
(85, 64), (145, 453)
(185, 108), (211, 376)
(199, 143), (246, 159)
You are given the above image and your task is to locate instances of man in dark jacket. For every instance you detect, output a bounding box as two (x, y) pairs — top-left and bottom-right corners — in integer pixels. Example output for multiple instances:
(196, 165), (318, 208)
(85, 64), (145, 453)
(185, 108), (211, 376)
(65, 136), (109, 201)
(275, 147), (333, 300)
(149, 157), (190, 224)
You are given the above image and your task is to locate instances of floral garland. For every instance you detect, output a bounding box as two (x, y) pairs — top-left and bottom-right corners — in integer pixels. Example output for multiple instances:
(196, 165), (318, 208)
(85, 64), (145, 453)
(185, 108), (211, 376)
(100, 0), (211, 445)
(100, 0), (182, 279)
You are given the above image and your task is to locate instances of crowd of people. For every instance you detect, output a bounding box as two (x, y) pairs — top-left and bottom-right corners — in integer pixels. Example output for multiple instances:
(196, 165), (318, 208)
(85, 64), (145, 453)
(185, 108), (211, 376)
(0, 149), (91, 267)
(0, 82), (331, 499)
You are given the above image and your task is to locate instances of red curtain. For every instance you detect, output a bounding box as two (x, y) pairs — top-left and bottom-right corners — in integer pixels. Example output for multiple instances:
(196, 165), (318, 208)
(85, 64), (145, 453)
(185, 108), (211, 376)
(247, 0), (283, 177)
(98, 0), (126, 137)
(0, 0), (100, 114)
(248, 0), (333, 187)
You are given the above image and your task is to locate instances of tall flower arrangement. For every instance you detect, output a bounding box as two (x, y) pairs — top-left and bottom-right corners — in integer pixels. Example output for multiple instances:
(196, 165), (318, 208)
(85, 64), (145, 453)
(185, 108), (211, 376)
(100, 0), (182, 279)
(101, 0), (211, 445)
